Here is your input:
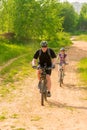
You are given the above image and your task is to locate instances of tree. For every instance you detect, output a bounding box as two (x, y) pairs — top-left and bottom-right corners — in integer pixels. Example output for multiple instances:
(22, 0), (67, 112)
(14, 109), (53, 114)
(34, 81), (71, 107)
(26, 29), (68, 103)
(0, 0), (14, 32)
(0, 0), (63, 41)
(59, 2), (78, 32)
(78, 3), (87, 31)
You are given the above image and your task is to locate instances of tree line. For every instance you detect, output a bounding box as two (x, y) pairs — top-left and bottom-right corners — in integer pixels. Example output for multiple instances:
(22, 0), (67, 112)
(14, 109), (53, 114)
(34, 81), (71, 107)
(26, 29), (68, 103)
(0, 0), (87, 41)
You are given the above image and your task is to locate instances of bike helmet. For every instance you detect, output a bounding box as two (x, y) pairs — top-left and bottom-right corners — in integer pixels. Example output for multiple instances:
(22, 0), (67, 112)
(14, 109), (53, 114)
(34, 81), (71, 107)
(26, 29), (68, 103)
(60, 47), (65, 51)
(40, 41), (48, 47)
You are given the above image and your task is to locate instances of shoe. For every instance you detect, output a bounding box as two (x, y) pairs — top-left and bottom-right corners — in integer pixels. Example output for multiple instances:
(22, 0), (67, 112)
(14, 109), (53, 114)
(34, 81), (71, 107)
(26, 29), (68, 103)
(47, 91), (51, 97)
(38, 81), (41, 89)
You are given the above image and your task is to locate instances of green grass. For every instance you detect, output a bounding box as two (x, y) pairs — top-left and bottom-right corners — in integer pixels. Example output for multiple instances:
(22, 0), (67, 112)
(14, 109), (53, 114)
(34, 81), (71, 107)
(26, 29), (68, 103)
(0, 42), (28, 66)
(78, 58), (87, 84)
(31, 115), (42, 121)
(10, 114), (19, 119)
(75, 34), (87, 41)
(0, 112), (7, 121)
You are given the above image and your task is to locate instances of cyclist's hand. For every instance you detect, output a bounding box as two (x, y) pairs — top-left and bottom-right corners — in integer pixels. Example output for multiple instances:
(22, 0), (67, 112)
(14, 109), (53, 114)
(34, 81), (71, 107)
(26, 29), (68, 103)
(37, 65), (41, 69)
(52, 64), (55, 68)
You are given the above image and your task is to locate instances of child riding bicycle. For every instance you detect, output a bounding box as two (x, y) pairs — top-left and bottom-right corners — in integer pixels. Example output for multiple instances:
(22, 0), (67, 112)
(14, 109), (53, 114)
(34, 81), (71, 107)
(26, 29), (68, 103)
(57, 47), (67, 75)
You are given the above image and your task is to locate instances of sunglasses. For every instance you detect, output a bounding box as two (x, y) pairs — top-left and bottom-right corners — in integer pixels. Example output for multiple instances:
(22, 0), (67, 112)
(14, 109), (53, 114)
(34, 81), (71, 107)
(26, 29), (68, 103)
(42, 46), (47, 48)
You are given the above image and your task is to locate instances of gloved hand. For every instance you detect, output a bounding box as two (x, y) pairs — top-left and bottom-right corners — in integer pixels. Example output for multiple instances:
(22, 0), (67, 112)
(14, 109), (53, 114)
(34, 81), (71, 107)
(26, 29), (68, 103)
(32, 65), (36, 69)
(52, 64), (55, 68)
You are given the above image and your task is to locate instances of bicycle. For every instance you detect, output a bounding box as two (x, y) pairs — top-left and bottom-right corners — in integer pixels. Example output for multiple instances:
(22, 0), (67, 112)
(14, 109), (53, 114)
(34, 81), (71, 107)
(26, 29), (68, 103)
(57, 63), (68, 87)
(33, 65), (53, 106)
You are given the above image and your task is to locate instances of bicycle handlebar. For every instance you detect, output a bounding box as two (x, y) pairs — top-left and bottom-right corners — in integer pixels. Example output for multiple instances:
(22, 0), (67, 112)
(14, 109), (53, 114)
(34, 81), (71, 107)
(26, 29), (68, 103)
(32, 66), (54, 70)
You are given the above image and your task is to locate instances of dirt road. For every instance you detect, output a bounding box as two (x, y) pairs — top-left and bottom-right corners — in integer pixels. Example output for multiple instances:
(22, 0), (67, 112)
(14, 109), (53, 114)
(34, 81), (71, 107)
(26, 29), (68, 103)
(0, 40), (87, 130)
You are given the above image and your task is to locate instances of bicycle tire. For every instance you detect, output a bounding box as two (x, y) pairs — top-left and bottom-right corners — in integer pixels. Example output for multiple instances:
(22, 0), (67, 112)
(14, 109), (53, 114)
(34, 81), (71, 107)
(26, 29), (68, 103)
(59, 70), (63, 87)
(44, 92), (47, 101)
(40, 80), (47, 106)
(41, 92), (44, 106)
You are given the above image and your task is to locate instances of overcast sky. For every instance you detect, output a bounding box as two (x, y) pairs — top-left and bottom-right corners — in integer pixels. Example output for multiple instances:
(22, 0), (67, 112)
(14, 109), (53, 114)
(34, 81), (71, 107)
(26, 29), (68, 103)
(60, 0), (87, 3)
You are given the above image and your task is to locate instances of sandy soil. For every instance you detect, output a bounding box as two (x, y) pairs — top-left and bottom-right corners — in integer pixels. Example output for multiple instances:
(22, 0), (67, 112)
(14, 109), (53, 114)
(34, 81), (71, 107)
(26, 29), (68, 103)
(0, 40), (87, 130)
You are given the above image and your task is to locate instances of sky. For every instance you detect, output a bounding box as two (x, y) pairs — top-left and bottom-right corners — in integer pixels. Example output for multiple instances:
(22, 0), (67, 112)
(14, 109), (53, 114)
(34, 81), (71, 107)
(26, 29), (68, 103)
(60, 0), (87, 3)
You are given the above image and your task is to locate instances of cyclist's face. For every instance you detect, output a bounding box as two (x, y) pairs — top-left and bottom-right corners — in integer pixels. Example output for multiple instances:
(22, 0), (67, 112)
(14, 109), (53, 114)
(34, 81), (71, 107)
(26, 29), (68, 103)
(61, 50), (65, 54)
(41, 46), (48, 52)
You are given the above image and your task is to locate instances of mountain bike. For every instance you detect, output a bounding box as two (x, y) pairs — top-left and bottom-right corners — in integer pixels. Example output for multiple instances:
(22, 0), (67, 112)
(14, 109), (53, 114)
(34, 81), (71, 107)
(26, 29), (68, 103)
(33, 65), (53, 106)
(57, 63), (68, 87)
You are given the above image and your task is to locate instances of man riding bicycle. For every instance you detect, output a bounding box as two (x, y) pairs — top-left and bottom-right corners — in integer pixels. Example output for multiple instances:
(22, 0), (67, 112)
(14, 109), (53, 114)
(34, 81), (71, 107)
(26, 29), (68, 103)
(32, 41), (56, 97)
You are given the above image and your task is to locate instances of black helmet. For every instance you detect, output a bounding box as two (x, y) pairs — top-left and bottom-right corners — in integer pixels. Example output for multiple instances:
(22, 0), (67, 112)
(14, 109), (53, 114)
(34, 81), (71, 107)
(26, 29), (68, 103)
(60, 47), (65, 51)
(40, 41), (48, 47)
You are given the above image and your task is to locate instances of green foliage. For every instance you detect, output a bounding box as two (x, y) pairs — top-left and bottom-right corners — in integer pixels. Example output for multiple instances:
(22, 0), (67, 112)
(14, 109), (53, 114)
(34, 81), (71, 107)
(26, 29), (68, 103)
(77, 3), (87, 31)
(59, 2), (78, 32)
(0, 0), (14, 32)
(48, 32), (71, 48)
(78, 58), (87, 84)
(0, 0), (63, 41)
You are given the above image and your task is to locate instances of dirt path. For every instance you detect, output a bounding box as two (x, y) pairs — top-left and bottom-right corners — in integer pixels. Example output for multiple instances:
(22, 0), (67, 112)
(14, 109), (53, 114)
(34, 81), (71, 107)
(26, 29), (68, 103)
(0, 40), (87, 130)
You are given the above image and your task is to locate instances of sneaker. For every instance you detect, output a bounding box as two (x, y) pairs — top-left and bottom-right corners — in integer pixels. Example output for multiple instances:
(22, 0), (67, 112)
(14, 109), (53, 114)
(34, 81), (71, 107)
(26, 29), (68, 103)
(47, 91), (51, 97)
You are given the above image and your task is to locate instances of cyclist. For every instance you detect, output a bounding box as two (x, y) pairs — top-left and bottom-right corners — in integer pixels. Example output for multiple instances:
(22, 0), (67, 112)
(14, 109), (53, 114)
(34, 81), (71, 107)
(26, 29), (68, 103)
(57, 47), (67, 75)
(32, 41), (56, 97)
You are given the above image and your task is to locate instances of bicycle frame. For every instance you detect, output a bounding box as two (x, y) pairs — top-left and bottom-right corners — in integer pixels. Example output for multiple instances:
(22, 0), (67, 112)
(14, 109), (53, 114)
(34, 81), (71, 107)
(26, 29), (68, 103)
(57, 63), (64, 87)
(33, 65), (53, 106)
(40, 68), (47, 106)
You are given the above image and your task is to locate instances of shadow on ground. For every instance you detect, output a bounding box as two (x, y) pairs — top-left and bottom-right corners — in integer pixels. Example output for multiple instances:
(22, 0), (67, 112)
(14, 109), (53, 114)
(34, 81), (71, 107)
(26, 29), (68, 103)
(64, 83), (87, 91)
(47, 100), (87, 110)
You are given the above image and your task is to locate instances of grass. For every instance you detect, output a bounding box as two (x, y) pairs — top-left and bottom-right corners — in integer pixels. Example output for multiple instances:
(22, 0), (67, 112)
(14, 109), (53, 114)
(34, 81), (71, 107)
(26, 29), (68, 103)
(14, 128), (25, 130)
(31, 115), (42, 121)
(10, 114), (19, 119)
(75, 34), (87, 41)
(0, 115), (6, 121)
(0, 112), (7, 121)
(66, 106), (75, 112)
(0, 42), (28, 66)
(78, 58), (87, 84)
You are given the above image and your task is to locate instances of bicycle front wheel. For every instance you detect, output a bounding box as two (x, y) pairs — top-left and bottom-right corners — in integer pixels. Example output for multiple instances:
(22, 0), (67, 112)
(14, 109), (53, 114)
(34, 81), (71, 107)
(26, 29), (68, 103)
(41, 93), (44, 106)
(59, 70), (63, 87)
(40, 80), (47, 106)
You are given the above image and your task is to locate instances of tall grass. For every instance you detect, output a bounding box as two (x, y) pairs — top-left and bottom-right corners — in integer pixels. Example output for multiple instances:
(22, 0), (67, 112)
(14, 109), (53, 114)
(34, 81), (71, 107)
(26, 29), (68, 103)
(78, 58), (87, 84)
